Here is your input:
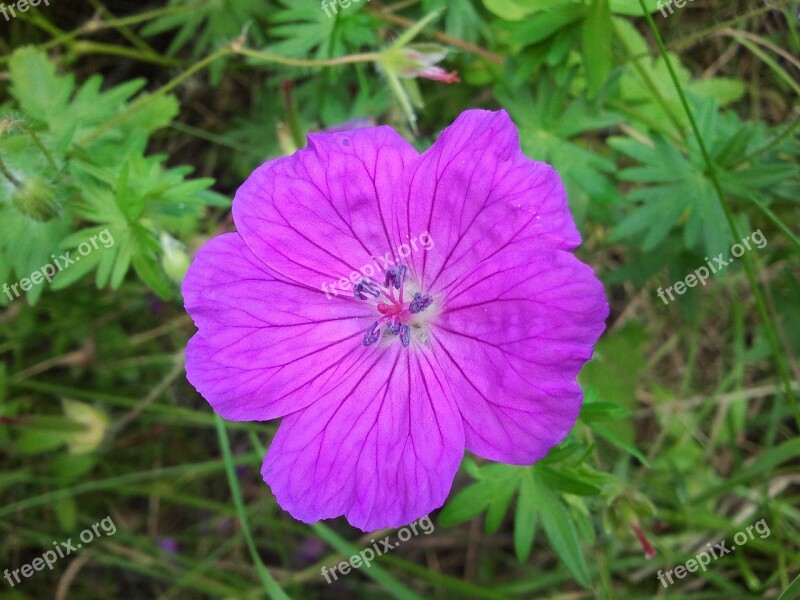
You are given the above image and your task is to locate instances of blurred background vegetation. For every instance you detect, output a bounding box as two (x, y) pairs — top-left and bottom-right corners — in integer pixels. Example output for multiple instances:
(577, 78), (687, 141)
(0, 0), (799, 598)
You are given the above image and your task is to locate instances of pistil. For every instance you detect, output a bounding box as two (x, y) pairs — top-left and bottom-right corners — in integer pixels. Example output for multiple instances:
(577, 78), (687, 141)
(353, 265), (434, 347)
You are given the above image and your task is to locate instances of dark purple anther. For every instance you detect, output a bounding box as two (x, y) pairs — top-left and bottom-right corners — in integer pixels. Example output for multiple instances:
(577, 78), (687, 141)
(363, 321), (382, 346)
(399, 325), (411, 347)
(409, 292), (433, 314)
(354, 279), (381, 301)
(385, 265), (408, 290)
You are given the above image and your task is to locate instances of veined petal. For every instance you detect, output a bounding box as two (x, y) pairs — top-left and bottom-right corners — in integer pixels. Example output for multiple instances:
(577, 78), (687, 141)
(391, 109), (581, 296)
(263, 349), (465, 531)
(183, 233), (375, 421)
(233, 126), (419, 291)
(432, 250), (608, 464)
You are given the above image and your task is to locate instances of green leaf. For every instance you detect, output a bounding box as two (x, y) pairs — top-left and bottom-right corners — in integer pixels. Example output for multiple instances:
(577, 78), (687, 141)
(496, 5), (585, 48)
(439, 476), (510, 526)
(582, 0), (613, 98)
(50, 454), (99, 484)
(485, 479), (517, 534)
(423, 0), (481, 41)
(389, 8), (445, 50)
(514, 472), (538, 562)
(142, 0), (272, 62)
(579, 401), (630, 422)
(537, 466), (604, 496)
(694, 437), (800, 502)
(132, 253), (173, 301)
(484, 0), (577, 20)
(592, 423), (651, 466)
(610, 0), (661, 15)
(8, 47), (74, 125)
(55, 496), (78, 531)
(777, 573), (800, 600)
(0, 207), (71, 303)
(265, 0), (377, 62)
(532, 476), (592, 587)
(440, 464), (522, 527)
(50, 250), (103, 290)
(16, 427), (69, 455)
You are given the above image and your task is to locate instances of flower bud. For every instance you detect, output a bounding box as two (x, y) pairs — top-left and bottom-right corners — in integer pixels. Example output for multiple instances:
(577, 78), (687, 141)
(604, 491), (657, 559)
(160, 233), (190, 285)
(11, 176), (60, 222)
(381, 44), (460, 84)
(62, 400), (109, 455)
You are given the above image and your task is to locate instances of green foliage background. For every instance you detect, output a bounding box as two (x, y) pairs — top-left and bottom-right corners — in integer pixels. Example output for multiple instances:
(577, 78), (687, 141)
(1, 0), (798, 598)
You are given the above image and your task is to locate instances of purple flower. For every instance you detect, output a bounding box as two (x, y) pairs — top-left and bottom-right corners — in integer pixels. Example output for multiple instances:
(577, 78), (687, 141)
(183, 110), (608, 531)
(158, 537), (179, 554)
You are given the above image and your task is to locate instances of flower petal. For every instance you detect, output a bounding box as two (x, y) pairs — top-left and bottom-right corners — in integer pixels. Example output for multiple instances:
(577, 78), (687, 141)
(183, 233), (375, 421)
(233, 127), (419, 290)
(391, 109), (581, 296)
(262, 348), (465, 531)
(431, 249), (608, 464)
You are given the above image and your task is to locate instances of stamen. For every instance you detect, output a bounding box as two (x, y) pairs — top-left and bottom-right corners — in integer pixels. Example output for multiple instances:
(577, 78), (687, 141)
(399, 325), (411, 347)
(384, 265), (408, 290)
(409, 292), (433, 314)
(363, 321), (382, 346)
(354, 279), (381, 301)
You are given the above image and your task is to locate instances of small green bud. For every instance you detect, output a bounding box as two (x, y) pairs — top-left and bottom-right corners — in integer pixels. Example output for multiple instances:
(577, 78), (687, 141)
(11, 176), (60, 222)
(62, 400), (109, 455)
(160, 233), (190, 285)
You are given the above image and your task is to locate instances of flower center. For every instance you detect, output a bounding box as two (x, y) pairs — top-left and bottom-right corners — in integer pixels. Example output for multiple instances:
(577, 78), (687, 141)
(354, 265), (434, 348)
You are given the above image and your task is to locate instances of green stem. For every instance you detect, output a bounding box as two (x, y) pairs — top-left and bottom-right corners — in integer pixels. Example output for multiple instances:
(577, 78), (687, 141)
(612, 20), (684, 135)
(69, 40), (185, 67)
(234, 47), (381, 68)
(637, 0), (800, 438)
(17, 8), (63, 37)
(0, 456), (257, 518)
(0, 2), (202, 65)
(281, 81), (305, 150)
(215, 416), (291, 600)
(20, 123), (59, 172)
(748, 194), (800, 251)
(730, 35), (800, 96)
(87, 0), (165, 61)
(93, 2), (204, 29)
(0, 154), (22, 188)
(622, 4), (785, 65)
